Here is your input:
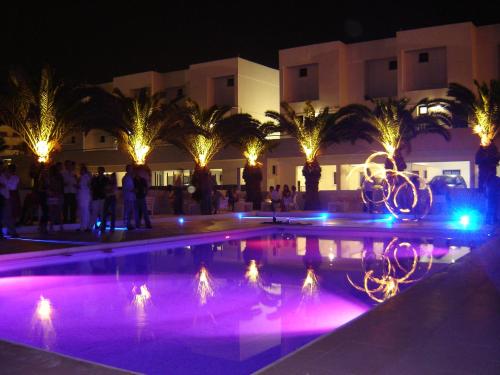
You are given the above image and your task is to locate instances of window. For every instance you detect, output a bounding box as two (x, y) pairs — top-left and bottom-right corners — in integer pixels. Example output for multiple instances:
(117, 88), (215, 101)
(299, 68), (308, 77)
(418, 105), (428, 115)
(272, 165), (277, 175)
(388, 60), (397, 70)
(419, 52), (429, 63)
(177, 88), (183, 97)
(443, 169), (461, 176)
(100, 135), (106, 143)
(71, 136), (76, 144)
(227, 78), (234, 87)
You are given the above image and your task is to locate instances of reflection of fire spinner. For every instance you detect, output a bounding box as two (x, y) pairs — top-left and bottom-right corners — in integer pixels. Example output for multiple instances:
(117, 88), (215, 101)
(347, 238), (433, 303)
(361, 151), (433, 221)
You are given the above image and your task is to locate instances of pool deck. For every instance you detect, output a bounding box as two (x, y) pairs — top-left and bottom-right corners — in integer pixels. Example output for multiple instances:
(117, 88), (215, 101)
(0, 212), (499, 374)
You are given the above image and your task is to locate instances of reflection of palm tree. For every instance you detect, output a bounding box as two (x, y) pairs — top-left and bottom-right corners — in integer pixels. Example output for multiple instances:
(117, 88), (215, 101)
(192, 243), (215, 269)
(303, 236), (322, 271)
(266, 102), (373, 210)
(443, 81), (500, 190)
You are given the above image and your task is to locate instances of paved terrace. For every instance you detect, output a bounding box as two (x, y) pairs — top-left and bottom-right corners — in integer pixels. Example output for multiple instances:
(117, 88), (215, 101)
(0, 212), (498, 374)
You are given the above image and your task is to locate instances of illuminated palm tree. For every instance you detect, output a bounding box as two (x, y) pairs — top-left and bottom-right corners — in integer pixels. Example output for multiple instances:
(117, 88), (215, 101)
(164, 98), (260, 214)
(339, 98), (452, 171)
(238, 121), (279, 209)
(101, 88), (177, 165)
(266, 101), (373, 210)
(444, 81), (500, 190)
(0, 67), (95, 163)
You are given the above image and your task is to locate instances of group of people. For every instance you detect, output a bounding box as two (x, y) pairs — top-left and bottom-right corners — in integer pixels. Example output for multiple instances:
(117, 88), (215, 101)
(268, 184), (298, 212)
(0, 162), (20, 238)
(0, 160), (156, 237)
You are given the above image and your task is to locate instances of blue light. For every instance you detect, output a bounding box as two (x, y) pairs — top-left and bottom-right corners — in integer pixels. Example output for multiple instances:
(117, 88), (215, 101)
(319, 213), (329, 220)
(454, 209), (481, 229)
(178, 217), (185, 225)
(386, 215), (395, 222)
(459, 215), (470, 227)
(237, 213), (243, 220)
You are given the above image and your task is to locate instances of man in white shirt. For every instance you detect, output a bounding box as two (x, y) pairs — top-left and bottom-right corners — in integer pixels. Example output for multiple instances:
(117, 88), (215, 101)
(62, 160), (78, 223)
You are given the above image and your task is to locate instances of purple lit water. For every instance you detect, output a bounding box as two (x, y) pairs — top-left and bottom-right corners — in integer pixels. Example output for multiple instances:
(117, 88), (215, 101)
(0, 231), (474, 374)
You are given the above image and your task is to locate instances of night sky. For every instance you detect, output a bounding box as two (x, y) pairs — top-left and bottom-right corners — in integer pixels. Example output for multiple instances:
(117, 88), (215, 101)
(2, 0), (499, 84)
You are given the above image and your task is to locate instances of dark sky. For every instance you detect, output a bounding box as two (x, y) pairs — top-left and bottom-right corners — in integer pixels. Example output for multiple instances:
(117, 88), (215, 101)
(2, 0), (500, 84)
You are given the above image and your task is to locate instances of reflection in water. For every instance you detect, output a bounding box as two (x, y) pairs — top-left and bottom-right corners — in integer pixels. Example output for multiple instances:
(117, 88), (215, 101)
(132, 284), (152, 308)
(196, 266), (214, 305)
(347, 238), (433, 303)
(245, 260), (260, 285)
(302, 268), (319, 297)
(36, 296), (52, 320)
(32, 295), (55, 349)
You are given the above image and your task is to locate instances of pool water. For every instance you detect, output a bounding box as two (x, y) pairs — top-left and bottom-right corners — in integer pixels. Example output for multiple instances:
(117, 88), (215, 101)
(0, 230), (475, 374)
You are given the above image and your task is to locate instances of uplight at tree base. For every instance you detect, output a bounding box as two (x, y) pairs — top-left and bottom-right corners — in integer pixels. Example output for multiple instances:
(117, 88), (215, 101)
(35, 140), (51, 163)
(132, 143), (150, 165)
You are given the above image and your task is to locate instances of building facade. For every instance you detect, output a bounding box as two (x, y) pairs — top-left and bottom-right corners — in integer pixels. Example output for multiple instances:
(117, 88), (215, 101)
(1, 22), (500, 198)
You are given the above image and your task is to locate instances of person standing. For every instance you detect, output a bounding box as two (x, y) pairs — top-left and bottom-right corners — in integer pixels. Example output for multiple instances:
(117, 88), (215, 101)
(173, 175), (184, 215)
(90, 167), (108, 231)
(77, 164), (91, 231)
(62, 160), (77, 223)
(290, 185), (298, 210)
(271, 185), (281, 213)
(102, 173), (117, 232)
(281, 184), (291, 211)
(48, 163), (65, 232)
(0, 163), (19, 238)
(134, 166), (152, 229)
(122, 164), (136, 230)
(37, 165), (50, 234)
(6, 164), (21, 226)
(212, 186), (223, 214)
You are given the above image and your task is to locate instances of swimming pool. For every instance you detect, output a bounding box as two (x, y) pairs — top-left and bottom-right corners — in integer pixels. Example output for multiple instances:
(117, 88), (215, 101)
(0, 229), (478, 374)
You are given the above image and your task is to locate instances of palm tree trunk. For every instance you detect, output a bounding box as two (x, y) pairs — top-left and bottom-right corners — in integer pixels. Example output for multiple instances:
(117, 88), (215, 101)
(302, 159), (322, 210)
(191, 165), (213, 215)
(242, 163), (263, 210)
(475, 144), (500, 191)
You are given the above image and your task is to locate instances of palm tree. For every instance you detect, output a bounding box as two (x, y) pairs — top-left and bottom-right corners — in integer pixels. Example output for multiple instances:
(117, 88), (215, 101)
(444, 81), (500, 190)
(266, 101), (373, 210)
(339, 98), (452, 171)
(93, 88), (177, 165)
(164, 98), (260, 214)
(238, 121), (279, 209)
(0, 67), (96, 163)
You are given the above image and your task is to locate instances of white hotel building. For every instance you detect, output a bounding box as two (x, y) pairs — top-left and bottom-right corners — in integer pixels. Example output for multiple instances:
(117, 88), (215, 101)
(3, 21), (500, 209)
